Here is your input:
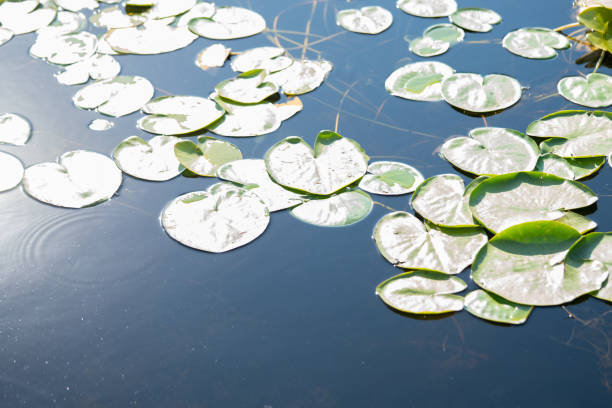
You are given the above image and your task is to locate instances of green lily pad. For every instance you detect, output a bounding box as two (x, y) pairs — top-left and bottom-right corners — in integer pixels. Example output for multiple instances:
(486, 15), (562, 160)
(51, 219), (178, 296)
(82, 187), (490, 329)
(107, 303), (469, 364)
(230, 47), (292, 73)
(441, 73), (522, 113)
(112, 135), (183, 181)
(104, 24), (197, 54)
(0, 113), (31, 146)
(565, 232), (612, 302)
(55, 54), (121, 85)
(449, 8), (501, 32)
(216, 69), (279, 104)
(472, 221), (607, 306)
(468, 171), (598, 234)
(502, 27), (570, 59)
(174, 136), (242, 177)
(424, 23), (464, 45)
(0, 27), (13, 47)
(161, 186), (269, 253)
(577, 6), (612, 34)
(188, 6), (266, 40)
(358, 161), (424, 195)
(376, 271), (466, 314)
(411, 174), (478, 227)
(265, 131), (369, 196)
(90, 5), (147, 29)
(0, 0), (57, 35)
(385, 61), (454, 101)
(30, 31), (98, 65)
(409, 36), (449, 57)
(0, 152), (24, 192)
(195, 43), (231, 69)
(208, 100), (281, 137)
(73, 75), (154, 117)
(374, 211), (487, 275)
(267, 59), (333, 95)
(586, 30), (612, 54)
(23, 150), (122, 208)
(535, 153), (605, 180)
(336, 6), (393, 35)
(176, 2), (215, 26)
(464, 290), (532, 324)
(440, 127), (539, 175)
(396, 0), (457, 18)
(290, 190), (373, 227)
(557, 73), (612, 108)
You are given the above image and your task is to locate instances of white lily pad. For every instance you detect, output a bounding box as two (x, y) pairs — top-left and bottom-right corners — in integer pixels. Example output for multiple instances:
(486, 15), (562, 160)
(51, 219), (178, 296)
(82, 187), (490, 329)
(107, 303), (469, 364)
(38, 10), (87, 37)
(174, 136), (242, 177)
(73, 75), (154, 117)
(208, 100), (280, 137)
(30, 31), (97, 65)
(565, 232), (612, 302)
(55, 53), (120, 85)
(188, 6), (265, 40)
(175, 2), (215, 26)
(396, 0), (457, 18)
(358, 161), (424, 195)
(104, 24), (197, 54)
(161, 187), (270, 253)
(336, 6), (393, 35)
(0, 27), (13, 46)
(464, 290), (532, 325)
(55, 0), (98, 12)
(0, 0), (57, 35)
(88, 118), (113, 131)
(557, 73), (612, 108)
(230, 47), (293, 73)
(290, 190), (373, 227)
(385, 61), (454, 101)
(502, 27), (570, 59)
(267, 59), (333, 95)
(409, 36), (449, 57)
(113, 135), (183, 181)
(195, 43), (230, 69)
(89, 5), (146, 28)
(423, 23), (464, 45)
(0, 113), (31, 146)
(449, 8), (501, 32)
(535, 153), (604, 180)
(23, 150), (122, 208)
(441, 73), (522, 113)
(265, 131), (369, 196)
(274, 97), (303, 121)
(0, 152), (24, 192)
(141, 0), (196, 19)
(216, 70), (279, 104)
(440, 127), (539, 175)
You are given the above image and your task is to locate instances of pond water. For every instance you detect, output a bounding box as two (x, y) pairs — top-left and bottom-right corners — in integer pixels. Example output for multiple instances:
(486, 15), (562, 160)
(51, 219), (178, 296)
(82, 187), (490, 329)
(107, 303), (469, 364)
(0, 0), (611, 406)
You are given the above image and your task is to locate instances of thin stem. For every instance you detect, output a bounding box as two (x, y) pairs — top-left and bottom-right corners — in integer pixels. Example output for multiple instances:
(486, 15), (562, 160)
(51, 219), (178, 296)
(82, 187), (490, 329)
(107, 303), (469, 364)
(593, 49), (606, 73)
(554, 22), (581, 32)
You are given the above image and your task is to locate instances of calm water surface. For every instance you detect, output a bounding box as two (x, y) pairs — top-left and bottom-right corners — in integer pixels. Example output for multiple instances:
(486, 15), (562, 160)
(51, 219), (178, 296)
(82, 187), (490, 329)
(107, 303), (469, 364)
(0, 0), (611, 406)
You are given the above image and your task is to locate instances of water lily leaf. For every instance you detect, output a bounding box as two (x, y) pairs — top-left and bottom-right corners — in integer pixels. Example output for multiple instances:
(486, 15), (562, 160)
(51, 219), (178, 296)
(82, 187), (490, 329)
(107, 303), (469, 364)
(30, 31), (98, 65)
(73, 75), (154, 117)
(195, 43), (230, 69)
(38, 10), (87, 37)
(557, 73), (612, 108)
(0, 0), (57, 35)
(230, 46), (292, 73)
(358, 161), (424, 195)
(469, 171), (598, 234)
(137, 95), (224, 135)
(161, 186), (270, 253)
(55, 53), (121, 85)
(396, 0), (457, 18)
(449, 8), (501, 32)
(265, 131), (369, 196)
(174, 136), (241, 177)
(586, 30), (612, 53)
(112, 135), (183, 181)
(291, 190), (372, 227)
(104, 24), (197, 54)
(577, 6), (612, 33)
(472, 221), (607, 306)
(140, 0), (196, 19)
(175, 2), (215, 26)
(565, 232), (612, 302)
(409, 36), (449, 57)
(0, 27), (13, 47)
(441, 73), (522, 113)
(90, 5), (146, 28)
(336, 6), (393, 35)
(0, 152), (24, 192)
(374, 211), (487, 274)
(188, 6), (266, 40)
(502, 27), (570, 59)
(424, 23), (464, 45)
(535, 153), (604, 180)
(0, 113), (31, 146)
(216, 70), (279, 104)
(23, 150), (122, 208)
(376, 271), (466, 314)
(385, 61), (454, 101)
(411, 174), (478, 227)
(208, 100), (280, 137)
(88, 118), (113, 131)
(55, 0), (98, 12)
(267, 59), (333, 95)
(464, 290), (532, 324)
(274, 97), (303, 121)
(216, 159), (305, 212)
(440, 127), (539, 175)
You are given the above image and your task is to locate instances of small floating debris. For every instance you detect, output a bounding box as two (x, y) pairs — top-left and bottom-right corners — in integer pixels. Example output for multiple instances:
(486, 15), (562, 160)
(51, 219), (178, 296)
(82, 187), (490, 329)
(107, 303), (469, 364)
(89, 118), (114, 131)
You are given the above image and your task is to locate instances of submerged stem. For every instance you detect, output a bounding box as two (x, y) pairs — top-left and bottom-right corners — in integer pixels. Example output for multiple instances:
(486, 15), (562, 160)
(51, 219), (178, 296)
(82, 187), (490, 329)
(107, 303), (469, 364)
(593, 49), (606, 73)
(554, 22), (581, 32)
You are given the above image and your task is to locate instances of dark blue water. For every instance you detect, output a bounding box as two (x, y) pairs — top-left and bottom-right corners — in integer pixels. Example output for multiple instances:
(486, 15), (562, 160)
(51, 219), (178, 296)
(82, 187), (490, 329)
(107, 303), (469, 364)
(0, 0), (611, 406)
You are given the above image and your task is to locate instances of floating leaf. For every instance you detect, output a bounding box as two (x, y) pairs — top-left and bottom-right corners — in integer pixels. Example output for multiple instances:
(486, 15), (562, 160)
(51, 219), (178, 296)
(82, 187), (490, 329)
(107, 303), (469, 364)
(374, 211), (487, 275)
(55, 0), (98, 12)
(208, 100), (280, 137)
(441, 73), (521, 113)
(113, 135), (183, 181)
(140, 0), (196, 19)
(267, 59), (333, 95)
(216, 70), (279, 104)
(423, 23), (464, 45)
(409, 36), (449, 57)
(265, 131), (369, 196)
(88, 118), (113, 131)
(137, 95), (224, 135)
(291, 190), (372, 227)
(230, 47), (292, 73)
(376, 271), (466, 314)
(577, 6), (612, 33)
(161, 186), (270, 253)
(55, 53), (121, 85)
(396, 0), (457, 18)
(38, 10), (87, 37)
(535, 153), (604, 180)
(0, 27), (13, 47)
(359, 161), (424, 195)
(174, 136), (241, 177)
(195, 43), (230, 69)
(449, 8), (501, 32)
(0, 0), (57, 35)
(586, 30), (612, 54)
(464, 290), (532, 324)
(502, 27), (570, 59)
(336, 6), (393, 35)
(73, 75), (154, 117)
(440, 127), (539, 175)
(0, 113), (31, 146)
(30, 31), (98, 65)
(385, 61), (454, 101)
(89, 5), (146, 28)
(104, 24), (197, 54)
(274, 97), (303, 121)
(469, 171), (597, 234)
(557, 73), (612, 108)
(565, 232), (612, 302)
(472, 221), (607, 306)
(175, 2), (215, 26)
(23, 150), (122, 208)
(0, 152), (24, 192)
(188, 6), (266, 40)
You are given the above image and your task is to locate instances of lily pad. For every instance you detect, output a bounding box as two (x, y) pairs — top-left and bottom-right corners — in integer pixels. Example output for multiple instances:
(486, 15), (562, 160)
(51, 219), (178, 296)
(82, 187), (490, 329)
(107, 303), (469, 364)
(73, 75), (154, 117)
(55, 53), (121, 85)
(89, 5), (146, 28)
(557, 73), (612, 108)
(336, 6), (393, 35)
(55, 0), (98, 12)
(38, 10), (87, 37)
(0, 152), (24, 192)
(409, 36), (449, 57)
(385, 61), (454, 101)
(423, 23), (464, 45)
(468, 171), (598, 234)
(358, 161), (424, 195)
(502, 27), (570, 59)
(472, 221), (607, 306)
(396, 0), (457, 18)
(535, 153), (605, 180)
(267, 59), (333, 95)
(140, 0), (196, 19)
(290, 190), (372, 227)
(137, 95), (224, 135)
(374, 211), (487, 275)
(195, 44), (231, 69)
(230, 47), (293, 73)
(89, 118), (113, 131)
(464, 290), (532, 325)
(0, 0), (57, 35)
(577, 6), (612, 33)
(104, 24), (197, 54)
(216, 70), (279, 104)
(161, 186), (270, 253)
(113, 135), (183, 181)
(0, 113), (31, 146)
(175, 2), (215, 26)
(173, 136), (242, 177)
(265, 131), (369, 196)
(274, 97), (303, 121)
(449, 8), (501, 32)
(30, 31), (98, 65)
(188, 6), (266, 40)
(23, 150), (122, 208)
(440, 127), (539, 175)
(441, 73), (522, 113)
(565, 232), (612, 302)
(0, 28), (13, 47)
(376, 271), (466, 314)
(208, 100), (280, 137)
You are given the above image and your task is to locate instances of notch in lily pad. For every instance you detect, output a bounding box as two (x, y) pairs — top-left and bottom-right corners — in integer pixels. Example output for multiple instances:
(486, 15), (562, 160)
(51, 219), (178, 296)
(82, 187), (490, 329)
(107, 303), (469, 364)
(174, 136), (242, 177)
